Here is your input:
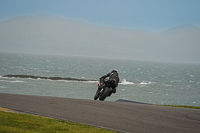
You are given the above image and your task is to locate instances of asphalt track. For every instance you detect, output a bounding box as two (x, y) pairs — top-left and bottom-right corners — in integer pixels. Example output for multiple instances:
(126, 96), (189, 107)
(0, 93), (200, 133)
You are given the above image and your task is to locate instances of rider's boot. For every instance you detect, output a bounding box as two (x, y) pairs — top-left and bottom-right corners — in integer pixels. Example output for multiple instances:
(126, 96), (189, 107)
(112, 88), (116, 93)
(108, 88), (116, 96)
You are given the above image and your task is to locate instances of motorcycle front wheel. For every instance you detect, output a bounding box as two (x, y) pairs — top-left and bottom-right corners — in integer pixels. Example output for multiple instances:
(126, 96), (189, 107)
(94, 90), (99, 100)
(99, 87), (111, 101)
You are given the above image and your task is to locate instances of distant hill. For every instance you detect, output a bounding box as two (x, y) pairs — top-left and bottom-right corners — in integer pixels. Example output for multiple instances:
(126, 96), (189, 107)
(0, 15), (200, 63)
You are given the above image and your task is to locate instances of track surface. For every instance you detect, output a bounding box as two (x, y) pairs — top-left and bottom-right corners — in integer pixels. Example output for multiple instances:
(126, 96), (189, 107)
(0, 93), (200, 133)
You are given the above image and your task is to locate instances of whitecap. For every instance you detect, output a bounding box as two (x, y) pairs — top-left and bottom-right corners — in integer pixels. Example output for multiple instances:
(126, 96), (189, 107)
(120, 79), (134, 85)
(0, 86), (7, 88)
(190, 75), (194, 77)
(83, 81), (98, 83)
(10, 80), (25, 83)
(140, 82), (152, 85)
(0, 80), (24, 83)
(0, 76), (8, 79)
(62, 80), (69, 83)
(162, 84), (173, 87)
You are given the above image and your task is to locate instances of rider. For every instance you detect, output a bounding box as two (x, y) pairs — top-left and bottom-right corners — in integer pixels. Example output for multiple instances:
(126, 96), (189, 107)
(100, 70), (119, 95)
(94, 70), (119, 100)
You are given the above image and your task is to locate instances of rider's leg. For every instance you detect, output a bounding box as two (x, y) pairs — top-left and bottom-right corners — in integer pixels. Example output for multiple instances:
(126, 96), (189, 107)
(112, 87), (116, 93)
(108, 87), (116, 96)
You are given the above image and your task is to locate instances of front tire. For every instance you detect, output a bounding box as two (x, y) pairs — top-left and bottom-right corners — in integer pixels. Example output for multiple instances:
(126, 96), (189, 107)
(99, 87), (110, 101)
(94, 90), (99, 100)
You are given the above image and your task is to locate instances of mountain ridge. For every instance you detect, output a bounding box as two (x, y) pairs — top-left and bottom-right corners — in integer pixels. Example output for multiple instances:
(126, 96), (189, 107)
(0, 15), (200, 63)
(2, 15), (200, 33)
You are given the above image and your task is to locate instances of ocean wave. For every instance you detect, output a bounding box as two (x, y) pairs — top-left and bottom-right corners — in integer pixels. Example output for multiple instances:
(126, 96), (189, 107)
(162, 83), (173, 87)
(0, 79), (24, 83)
(196, 82), (200, 84)
(139, 82), (153, 85)
(58, 80), (98, 83)
(120, 79), (134, 85)
(0, 86), (7, 88)
(83, 81), (98, 83)
(0, 75), (7, 78)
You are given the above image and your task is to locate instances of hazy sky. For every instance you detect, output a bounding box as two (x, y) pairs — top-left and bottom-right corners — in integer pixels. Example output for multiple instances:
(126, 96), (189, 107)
(0, 0), (200, 32)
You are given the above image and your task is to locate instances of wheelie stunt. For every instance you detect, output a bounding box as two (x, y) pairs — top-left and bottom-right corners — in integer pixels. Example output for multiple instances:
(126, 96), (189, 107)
(94, 70), (119, 101)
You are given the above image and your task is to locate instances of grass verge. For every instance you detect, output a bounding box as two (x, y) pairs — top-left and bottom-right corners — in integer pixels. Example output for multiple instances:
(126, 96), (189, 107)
(0, 110), (116, 133)
(158, 105), (200, 109)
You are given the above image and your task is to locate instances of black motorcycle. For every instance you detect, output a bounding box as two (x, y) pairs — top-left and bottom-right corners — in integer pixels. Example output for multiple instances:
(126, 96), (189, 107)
(94, 78), (113, 101)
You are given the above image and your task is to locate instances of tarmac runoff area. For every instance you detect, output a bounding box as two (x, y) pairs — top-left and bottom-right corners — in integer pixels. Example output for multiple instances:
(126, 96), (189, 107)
(0, 93), (200, 133)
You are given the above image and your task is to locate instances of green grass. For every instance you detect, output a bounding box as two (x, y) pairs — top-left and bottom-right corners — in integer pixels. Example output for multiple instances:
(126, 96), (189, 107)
(0, 111), (117, 133)
(158, 105), (200, 109)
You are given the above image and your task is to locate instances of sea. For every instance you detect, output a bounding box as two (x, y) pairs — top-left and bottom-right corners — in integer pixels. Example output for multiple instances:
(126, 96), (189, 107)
(0, 52), (200, 106)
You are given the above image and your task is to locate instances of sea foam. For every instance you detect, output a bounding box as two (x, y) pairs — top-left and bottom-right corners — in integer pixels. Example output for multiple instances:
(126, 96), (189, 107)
(0, 80), (24, 83)
(120, 79), (134, 85)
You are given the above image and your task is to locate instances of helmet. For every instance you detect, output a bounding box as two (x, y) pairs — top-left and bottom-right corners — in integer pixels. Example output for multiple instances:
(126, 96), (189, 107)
(111, 69), (117, 73)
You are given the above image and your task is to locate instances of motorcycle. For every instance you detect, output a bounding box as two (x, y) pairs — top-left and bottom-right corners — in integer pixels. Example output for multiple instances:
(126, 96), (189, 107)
(94, 78), (113, 101)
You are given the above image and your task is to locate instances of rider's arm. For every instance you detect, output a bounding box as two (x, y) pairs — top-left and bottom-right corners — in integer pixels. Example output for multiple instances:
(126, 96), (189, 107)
(101, 73), (111, 79)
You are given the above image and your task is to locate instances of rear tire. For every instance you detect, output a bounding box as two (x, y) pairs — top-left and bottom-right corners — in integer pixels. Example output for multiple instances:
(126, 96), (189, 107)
(99, 87), (110, 101)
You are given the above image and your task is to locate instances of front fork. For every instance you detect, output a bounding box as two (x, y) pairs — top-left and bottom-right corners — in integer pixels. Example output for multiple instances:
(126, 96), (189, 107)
(94, 87), (104, 100)
(94, 88), (100, 100)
